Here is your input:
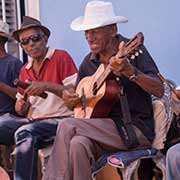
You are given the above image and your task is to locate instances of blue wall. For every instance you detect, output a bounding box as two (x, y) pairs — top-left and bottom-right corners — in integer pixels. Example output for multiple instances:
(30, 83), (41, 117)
(40, 0), (180, 85)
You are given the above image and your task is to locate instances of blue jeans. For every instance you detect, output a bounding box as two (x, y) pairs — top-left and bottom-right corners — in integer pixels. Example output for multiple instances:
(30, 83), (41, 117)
(14, 118), (61, 180)
(166, 143), (180, 180)
(0, 113), (28, 145)
(92, 148), (157, 175)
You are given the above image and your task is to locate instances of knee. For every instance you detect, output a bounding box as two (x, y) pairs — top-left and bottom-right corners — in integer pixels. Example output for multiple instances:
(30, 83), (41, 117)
(15, 126), (33, 143)
(57, 118), (76, 133)
(70, 136), (92, 156)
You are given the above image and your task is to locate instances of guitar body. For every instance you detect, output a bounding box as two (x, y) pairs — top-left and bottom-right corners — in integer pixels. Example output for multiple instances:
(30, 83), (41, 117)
(75, 64), (119, 119)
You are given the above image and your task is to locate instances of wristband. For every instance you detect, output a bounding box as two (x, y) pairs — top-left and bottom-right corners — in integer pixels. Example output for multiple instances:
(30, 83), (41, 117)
(129, 67), (138, 81)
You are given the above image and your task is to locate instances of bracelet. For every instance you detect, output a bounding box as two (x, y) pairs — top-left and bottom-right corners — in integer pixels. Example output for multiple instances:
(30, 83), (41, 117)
(129, 67), (138, 81)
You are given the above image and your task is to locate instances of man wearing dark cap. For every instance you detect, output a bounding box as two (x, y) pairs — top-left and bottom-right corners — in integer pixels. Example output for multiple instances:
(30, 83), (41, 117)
(0, 20), (23, 147)
(12, 16), (77, 180)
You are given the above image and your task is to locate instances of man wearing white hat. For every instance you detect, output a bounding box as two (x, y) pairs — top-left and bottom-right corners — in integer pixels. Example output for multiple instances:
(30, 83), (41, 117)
(43, 1), (164, 180)
(0, 20), (23, 148)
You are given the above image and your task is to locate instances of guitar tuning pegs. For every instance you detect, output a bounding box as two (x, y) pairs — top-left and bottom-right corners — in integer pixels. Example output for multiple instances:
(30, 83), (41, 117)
(139, 49), (143, 54)
(135, 52), (139, 56)
(130, 54), (135, 60)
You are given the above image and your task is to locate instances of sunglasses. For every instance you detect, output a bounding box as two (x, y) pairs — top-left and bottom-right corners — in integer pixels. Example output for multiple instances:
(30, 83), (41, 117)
(20, 34), (43, 45)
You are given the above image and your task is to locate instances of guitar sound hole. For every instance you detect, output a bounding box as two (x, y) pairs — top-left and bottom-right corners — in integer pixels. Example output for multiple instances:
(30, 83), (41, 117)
(93, 82), (98, 96)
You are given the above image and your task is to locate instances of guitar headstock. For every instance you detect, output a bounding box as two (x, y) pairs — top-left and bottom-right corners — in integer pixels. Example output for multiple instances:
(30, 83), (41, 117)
(124, 32), (144, 60)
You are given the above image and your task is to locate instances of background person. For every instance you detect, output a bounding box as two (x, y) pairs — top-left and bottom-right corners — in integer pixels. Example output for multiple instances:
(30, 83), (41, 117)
(0, 20), (23, 151)
(166, 86), (180, 180)
(0, 19), (23, 180)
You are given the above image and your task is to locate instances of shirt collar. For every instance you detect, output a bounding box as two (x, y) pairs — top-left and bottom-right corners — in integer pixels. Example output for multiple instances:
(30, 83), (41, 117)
(25, 47), (55, 70)
(89, 53), (100, 63)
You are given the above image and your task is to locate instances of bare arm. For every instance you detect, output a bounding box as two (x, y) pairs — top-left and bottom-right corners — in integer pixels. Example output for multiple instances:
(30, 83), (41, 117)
(0, 82), (17, 99)
(24, 81), (74, 98)
(127, 69), (164, 98)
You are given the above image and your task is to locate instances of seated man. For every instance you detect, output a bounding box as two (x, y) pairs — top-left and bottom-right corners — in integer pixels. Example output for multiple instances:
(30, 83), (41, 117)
(166, 87), (180, 180)
(0, 20), (22, 180)
(0, 20), (23, 148)
(11, 16), (78, 180)
(42, 1), (164, 180)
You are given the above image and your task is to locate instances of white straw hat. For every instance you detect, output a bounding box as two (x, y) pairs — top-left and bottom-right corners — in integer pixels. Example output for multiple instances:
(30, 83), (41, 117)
(71, 0), (128, 31)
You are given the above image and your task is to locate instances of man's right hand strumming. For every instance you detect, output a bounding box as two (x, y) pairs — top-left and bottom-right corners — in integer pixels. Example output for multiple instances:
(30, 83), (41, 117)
(62, 88), (80, 110)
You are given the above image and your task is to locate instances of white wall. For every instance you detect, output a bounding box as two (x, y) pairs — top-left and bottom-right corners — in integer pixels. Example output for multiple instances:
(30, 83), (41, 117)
(25, 0), (40, 19)
(39, 0), (180, 85)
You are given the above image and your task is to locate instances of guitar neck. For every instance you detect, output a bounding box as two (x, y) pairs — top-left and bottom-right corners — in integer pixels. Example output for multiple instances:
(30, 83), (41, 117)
(95, 65), (112, 91)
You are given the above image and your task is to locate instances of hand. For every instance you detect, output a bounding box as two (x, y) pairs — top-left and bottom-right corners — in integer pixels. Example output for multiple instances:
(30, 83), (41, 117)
(109, 41), (135, 77)
(172, 90), (180, 101)
(15, 98), (31, 116)
(62, 88), (79, 109)
(176, 90), (180, 100)
(0, 82), (5, 91)
(24, 80), (47, 97)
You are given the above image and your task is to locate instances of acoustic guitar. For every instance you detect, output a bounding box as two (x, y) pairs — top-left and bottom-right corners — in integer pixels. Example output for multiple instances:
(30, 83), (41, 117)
(74, 32), (144, 119)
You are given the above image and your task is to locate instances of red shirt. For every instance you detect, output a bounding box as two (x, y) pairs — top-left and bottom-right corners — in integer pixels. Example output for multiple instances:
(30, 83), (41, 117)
(18, 48), (77, 94)
(17, 48), (78, 120)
